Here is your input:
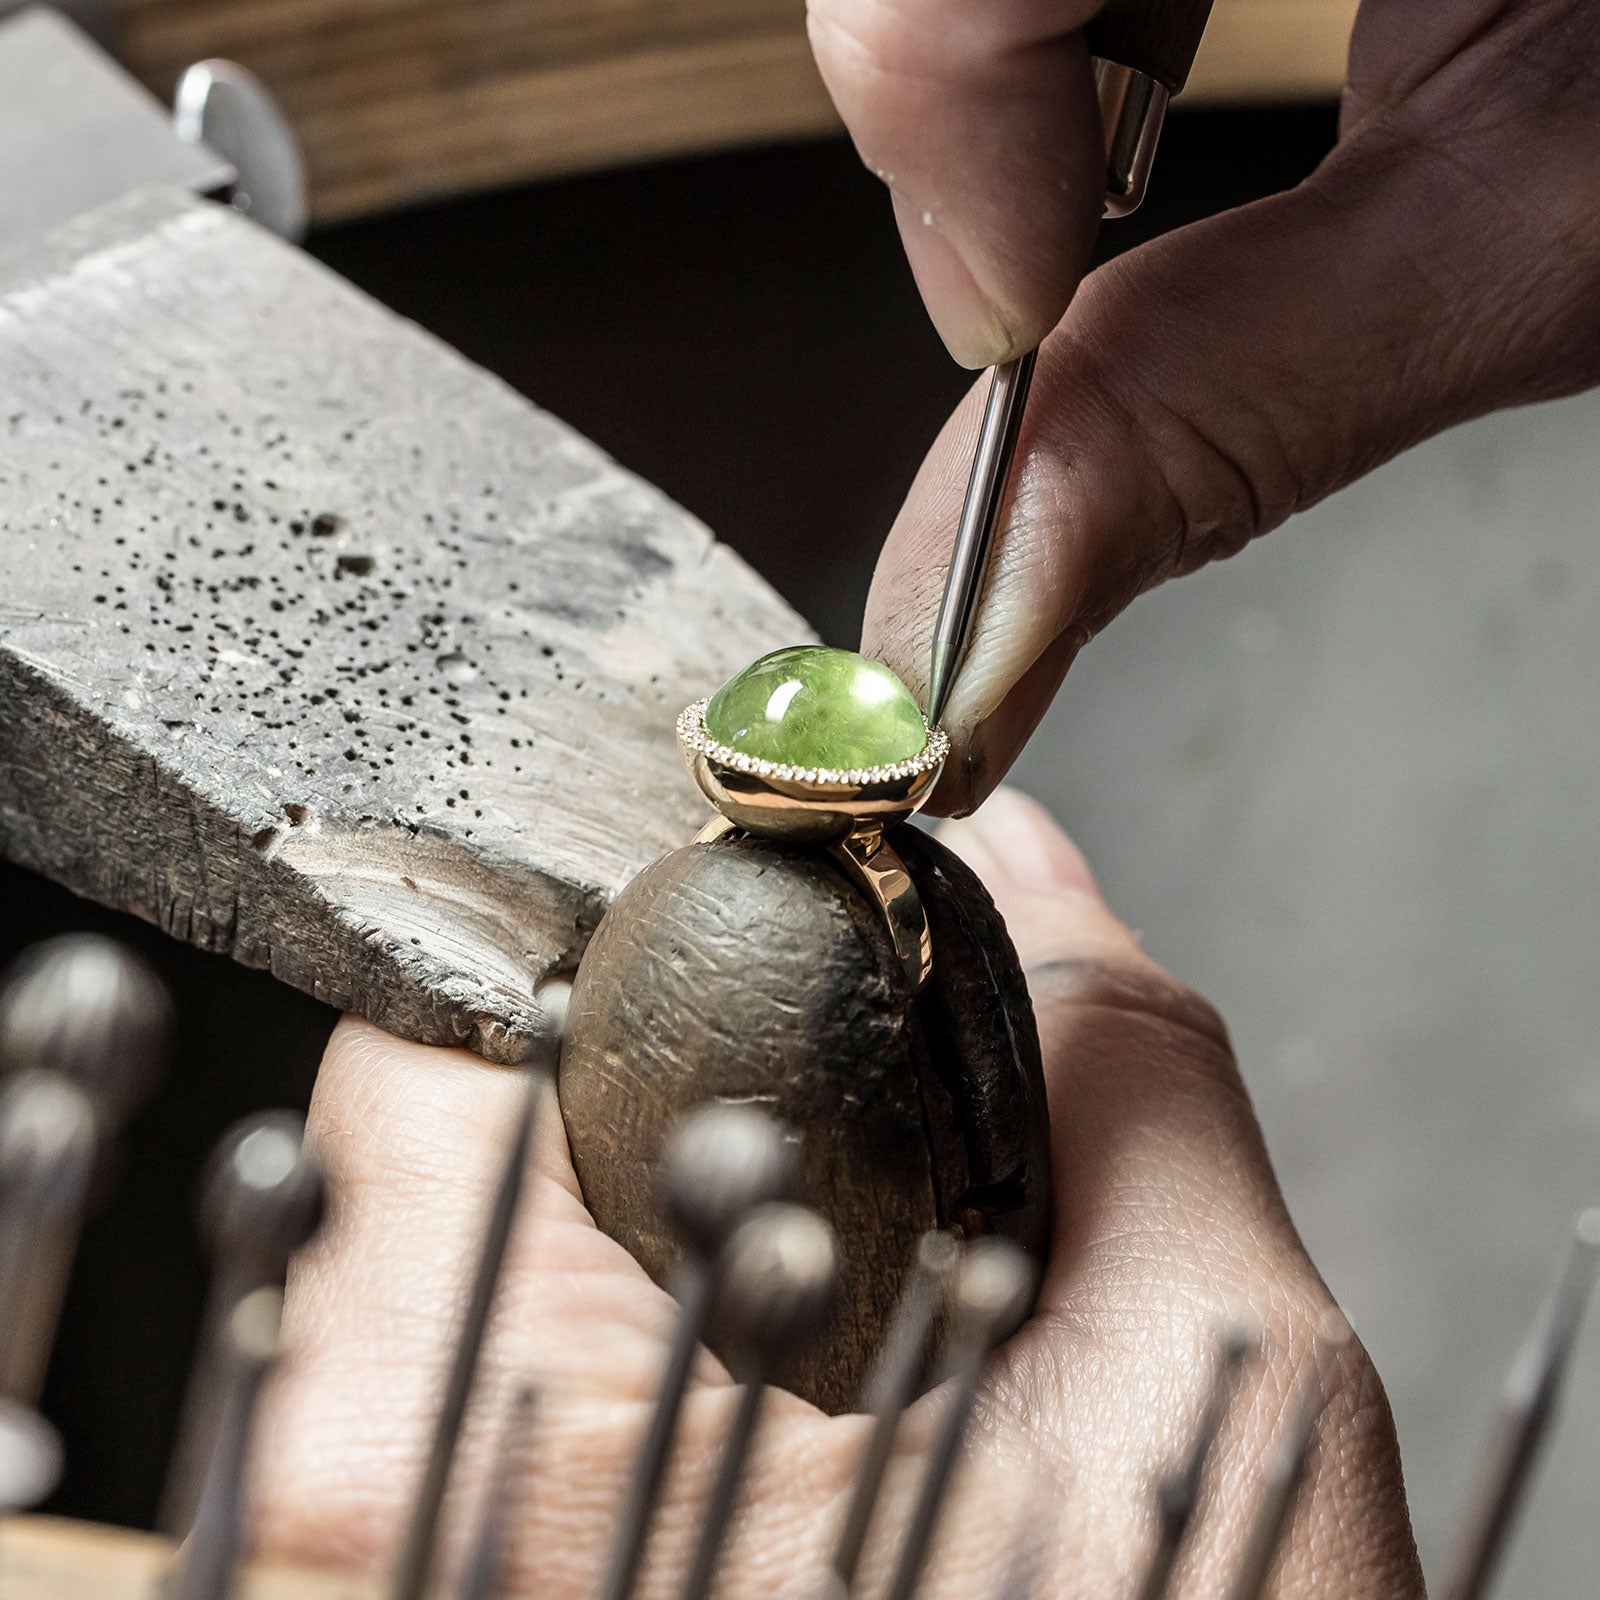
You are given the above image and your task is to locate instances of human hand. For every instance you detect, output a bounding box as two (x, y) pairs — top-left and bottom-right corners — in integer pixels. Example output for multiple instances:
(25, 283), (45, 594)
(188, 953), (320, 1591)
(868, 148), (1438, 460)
(811, 0), (1600, 813)
(254, 789), (1422, 1597)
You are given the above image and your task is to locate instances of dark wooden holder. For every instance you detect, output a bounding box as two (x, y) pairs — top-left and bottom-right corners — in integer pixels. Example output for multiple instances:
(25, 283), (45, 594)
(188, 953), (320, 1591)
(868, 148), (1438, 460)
(559, 827), (1051, 1413)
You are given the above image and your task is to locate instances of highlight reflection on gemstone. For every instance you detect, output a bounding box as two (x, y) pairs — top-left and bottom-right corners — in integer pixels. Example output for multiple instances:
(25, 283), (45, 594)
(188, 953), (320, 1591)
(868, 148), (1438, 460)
(704, 646), (928, 773)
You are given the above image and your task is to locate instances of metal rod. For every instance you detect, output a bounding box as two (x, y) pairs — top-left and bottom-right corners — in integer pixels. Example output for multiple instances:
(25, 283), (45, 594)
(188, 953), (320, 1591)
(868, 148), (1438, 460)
(592, 1105), (797, 1600)
(457, 1384), (539, 1600)
(1437, 1208), (1600, 1600)
(676, 1378), (767, 1600)
(1134, 1327), (1255, 1600)
(823, 1232), (958, 1598)
(925, 350), (1037, 730)
(168, 1286), (285, 1600)
(162, 1111), (326, 1536)
(881, 1240), (1035, 1600)
(1224, 1366), (1324, 1600)
(390, 1065), (547, 1600)
(675, 1203), (837, 1600)
(0, 1073), (99, 1405)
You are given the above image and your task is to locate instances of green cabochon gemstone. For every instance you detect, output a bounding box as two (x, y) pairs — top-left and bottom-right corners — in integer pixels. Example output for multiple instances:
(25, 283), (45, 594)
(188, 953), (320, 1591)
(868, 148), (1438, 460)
(705, 646), (928, 771)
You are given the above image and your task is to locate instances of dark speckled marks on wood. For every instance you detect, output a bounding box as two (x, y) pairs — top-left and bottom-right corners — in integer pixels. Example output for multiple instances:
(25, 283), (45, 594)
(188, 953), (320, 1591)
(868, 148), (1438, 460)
(0, 187), (805, 1058)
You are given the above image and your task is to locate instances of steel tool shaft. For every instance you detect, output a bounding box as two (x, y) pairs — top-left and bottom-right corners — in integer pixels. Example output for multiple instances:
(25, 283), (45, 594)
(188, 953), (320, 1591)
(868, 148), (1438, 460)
(390, 1056), (551, 1600)
(1134, 1328), (1254, 1600)
(924, 31), (1203, 730)
(676, 1202), (837, 1600)
(881, 1240), (1034, 1600)
(457, 1384), (539, 1600)
(168, 1287), (286, 1600)
(1438, 1209), (1600, 1600)
(592, 1104), (797, 1600)
(926, 351), (1037, 730)
(822, 1231), (958, 1599)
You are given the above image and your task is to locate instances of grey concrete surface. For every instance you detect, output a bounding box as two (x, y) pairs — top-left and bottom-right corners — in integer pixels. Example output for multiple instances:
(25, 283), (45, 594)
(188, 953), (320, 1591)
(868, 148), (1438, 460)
(1011, 388), (1600, 1595)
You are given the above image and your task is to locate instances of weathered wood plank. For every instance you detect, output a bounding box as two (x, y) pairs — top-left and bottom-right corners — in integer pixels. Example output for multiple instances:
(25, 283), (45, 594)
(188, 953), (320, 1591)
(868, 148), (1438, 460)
(0, 1515), (372, 1598)
(108, 0), (1358, 223)
(0, 188), (804, 1061)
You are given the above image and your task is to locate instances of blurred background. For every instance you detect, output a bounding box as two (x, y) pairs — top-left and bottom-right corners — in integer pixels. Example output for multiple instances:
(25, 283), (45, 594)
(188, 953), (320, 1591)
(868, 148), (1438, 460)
(0, 0), (1595, 1594)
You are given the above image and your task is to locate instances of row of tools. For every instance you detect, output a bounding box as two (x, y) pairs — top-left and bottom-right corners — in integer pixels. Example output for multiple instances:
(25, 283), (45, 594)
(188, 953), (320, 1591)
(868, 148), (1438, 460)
(0, 934), (1594, 1599)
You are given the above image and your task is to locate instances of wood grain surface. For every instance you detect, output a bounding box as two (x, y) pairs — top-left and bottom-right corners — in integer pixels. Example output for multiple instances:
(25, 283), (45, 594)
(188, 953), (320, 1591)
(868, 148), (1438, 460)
(0, 1515), (372, 1599)
(0, 186), (802, 1062)
(110, 0), (1360, 222)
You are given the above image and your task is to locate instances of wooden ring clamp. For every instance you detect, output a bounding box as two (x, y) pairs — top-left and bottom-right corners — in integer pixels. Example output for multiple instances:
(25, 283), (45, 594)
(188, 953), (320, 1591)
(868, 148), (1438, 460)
(678, 697), (950, 991)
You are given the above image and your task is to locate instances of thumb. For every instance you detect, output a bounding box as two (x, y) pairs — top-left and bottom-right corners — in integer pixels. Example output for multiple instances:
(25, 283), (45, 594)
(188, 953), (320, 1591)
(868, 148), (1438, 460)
(865, 2), (1600, 812)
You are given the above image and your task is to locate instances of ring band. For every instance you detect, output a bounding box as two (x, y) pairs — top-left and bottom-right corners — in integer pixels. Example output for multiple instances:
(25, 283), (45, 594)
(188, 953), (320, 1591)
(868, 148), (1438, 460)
(678, 695), (945, 991)
(693, 813), (933, 991)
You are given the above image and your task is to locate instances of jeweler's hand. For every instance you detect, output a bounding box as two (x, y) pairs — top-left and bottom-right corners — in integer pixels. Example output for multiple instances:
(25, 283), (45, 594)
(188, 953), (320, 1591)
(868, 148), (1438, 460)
(817, 0), (1600, 813)
(255, 791), (1422, 1597)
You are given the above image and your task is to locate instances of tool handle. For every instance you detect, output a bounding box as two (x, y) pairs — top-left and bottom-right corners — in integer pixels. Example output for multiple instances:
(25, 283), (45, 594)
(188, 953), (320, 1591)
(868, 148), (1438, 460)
(1085, 0), (1217, 95)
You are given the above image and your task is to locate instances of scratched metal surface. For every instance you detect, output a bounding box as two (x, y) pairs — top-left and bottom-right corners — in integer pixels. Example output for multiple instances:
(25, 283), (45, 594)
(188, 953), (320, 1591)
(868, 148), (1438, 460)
(1013, 387), (1600, 1596)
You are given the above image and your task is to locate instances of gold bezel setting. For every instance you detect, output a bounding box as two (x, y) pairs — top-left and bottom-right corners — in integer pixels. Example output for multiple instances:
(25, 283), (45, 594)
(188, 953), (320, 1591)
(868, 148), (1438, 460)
(676, 699), (949, 845)
(676, 700), (948, 788)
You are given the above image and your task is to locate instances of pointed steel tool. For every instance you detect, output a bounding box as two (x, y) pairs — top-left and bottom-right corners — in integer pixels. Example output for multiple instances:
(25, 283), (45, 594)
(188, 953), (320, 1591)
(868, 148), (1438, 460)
(1437, 1208), (1600, 1600)
(168, 1285), (287, 1600)
(676, 1202), (838, 1600)
(924, 0), (1219, 730)
(592, 1103), (798, 1600)
(1134, 1326), (1255, 1600)
(1224, 1364), (1326, 1600)
(390, 1023), (560, 1600)
(821, 1231), (958, 1600)
(457, 1384), (540, 1600)
(162, 1111), (327, 1535)
(881, 1239), (1035, 1600)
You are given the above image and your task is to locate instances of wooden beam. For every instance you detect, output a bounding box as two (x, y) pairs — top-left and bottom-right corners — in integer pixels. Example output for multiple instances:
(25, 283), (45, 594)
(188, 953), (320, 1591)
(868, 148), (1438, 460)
(0, 187), (802, 1061)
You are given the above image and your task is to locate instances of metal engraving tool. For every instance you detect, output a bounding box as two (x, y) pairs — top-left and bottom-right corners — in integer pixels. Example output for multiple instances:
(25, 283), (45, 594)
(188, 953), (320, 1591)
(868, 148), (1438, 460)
(1438, 1209), (1600, 1600)
(162, 1111), (328, 1535)
(925, 0), (1220, 730)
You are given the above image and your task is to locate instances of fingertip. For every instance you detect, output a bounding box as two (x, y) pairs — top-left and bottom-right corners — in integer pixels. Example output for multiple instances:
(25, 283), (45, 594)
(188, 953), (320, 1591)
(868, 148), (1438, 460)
(892, 196), (1054, 369)
(944, 786), (1102, 901)
(937, 788), (1147, 974)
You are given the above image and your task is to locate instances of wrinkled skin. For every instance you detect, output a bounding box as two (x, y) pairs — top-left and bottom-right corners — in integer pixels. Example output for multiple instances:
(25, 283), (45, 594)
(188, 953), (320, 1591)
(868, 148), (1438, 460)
(256, 791), (1423, 1597)
(806, 0), (1600, 813)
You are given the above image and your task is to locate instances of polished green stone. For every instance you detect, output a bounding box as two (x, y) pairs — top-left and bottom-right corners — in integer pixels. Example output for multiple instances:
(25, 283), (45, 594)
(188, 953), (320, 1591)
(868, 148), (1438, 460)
(705, 646), (927, 771)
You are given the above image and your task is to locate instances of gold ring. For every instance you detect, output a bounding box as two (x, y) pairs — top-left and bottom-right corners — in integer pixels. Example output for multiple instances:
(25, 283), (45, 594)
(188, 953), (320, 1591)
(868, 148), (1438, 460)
(677, 694), (948, 991)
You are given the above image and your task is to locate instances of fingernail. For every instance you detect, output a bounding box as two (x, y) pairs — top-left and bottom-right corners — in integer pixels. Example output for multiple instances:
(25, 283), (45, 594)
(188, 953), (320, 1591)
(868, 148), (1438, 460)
(959, 788), (1103, 901)
(890, 193), (1022, 370)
